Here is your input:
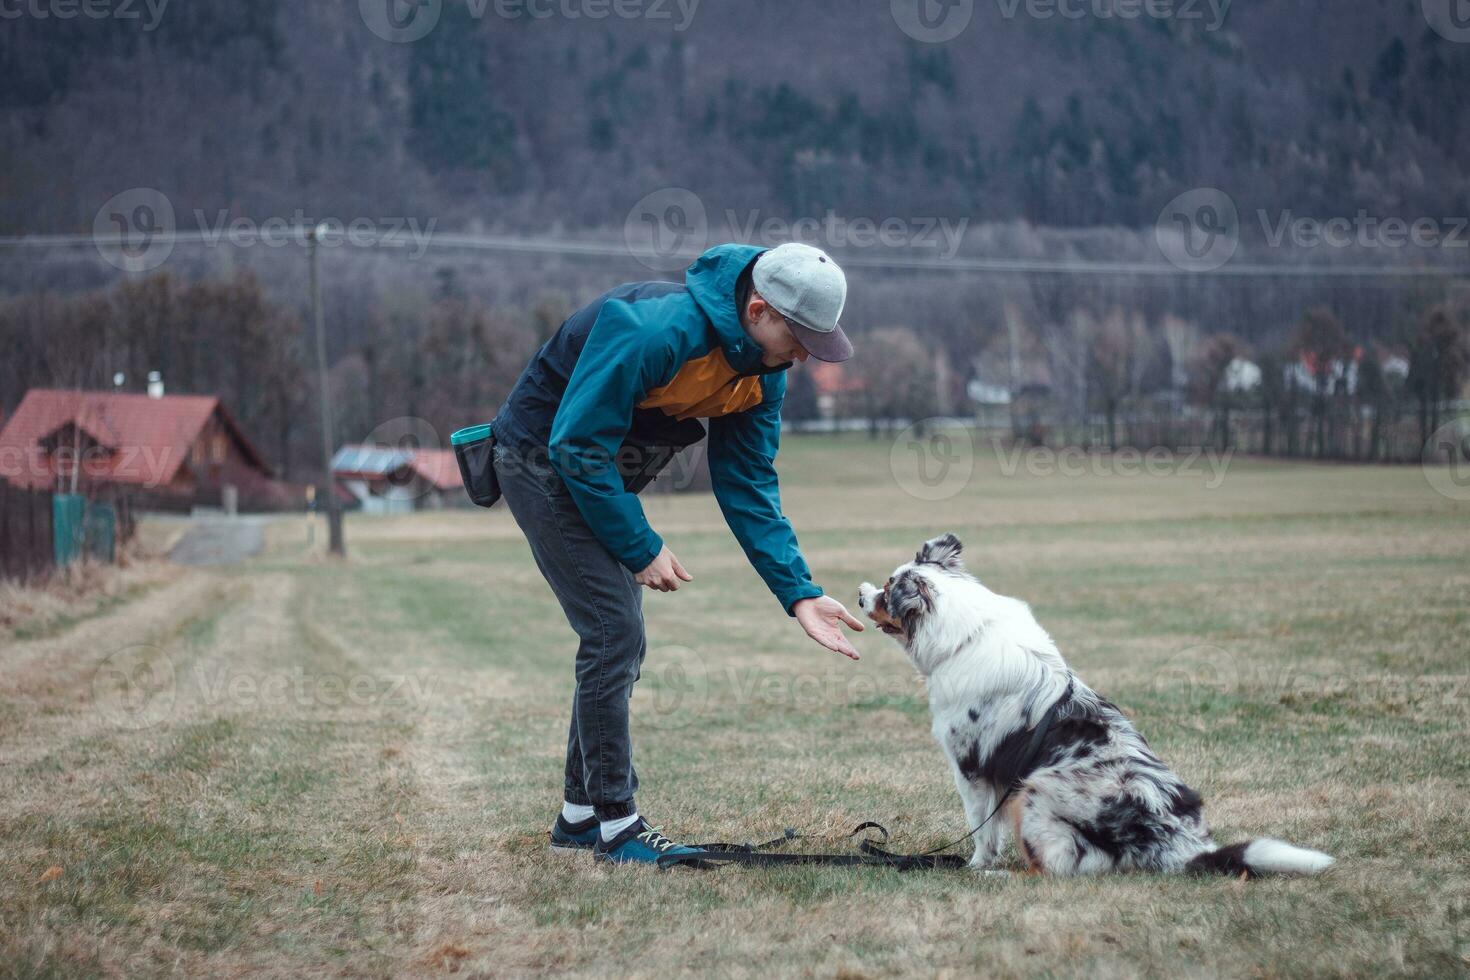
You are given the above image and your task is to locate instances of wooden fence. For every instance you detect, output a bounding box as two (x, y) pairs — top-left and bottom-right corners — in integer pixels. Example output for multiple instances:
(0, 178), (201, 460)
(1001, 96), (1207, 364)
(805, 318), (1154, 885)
(0, 481), (54, 581)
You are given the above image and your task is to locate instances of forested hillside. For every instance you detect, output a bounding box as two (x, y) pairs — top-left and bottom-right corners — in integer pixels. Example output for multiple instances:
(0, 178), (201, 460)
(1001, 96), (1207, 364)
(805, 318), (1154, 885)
(3, 0), (1468, 237)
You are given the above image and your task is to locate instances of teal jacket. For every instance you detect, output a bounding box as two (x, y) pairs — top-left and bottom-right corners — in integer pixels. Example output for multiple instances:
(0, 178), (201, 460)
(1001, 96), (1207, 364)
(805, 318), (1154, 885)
(494, 244), (823, 613)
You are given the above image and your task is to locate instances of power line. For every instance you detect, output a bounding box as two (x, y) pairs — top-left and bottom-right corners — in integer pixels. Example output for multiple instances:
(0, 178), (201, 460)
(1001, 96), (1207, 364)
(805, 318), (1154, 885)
(0, 229), (1465, 279)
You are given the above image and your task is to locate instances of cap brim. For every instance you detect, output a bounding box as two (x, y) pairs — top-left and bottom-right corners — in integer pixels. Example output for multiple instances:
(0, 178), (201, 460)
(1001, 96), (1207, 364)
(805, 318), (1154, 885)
(787, 320), (854, 363)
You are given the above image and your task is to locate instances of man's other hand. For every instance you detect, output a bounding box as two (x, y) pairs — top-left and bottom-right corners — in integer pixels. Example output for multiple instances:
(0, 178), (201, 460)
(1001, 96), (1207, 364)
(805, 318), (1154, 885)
(635, 545), (694, 592)
(793, 595), (865, 661)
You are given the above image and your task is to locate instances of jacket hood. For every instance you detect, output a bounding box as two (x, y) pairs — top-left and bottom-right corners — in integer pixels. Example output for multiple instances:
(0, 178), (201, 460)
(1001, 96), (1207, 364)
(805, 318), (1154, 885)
(685, 243), (767, 373)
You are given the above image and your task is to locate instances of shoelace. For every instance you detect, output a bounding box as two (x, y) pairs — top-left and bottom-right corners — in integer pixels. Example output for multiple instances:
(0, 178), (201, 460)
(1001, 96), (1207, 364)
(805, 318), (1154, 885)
(635, 827), (682, 853)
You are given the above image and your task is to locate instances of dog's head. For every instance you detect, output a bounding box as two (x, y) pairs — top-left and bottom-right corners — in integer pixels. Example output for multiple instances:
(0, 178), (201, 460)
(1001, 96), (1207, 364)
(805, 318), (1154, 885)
(857, 533), (967, 647)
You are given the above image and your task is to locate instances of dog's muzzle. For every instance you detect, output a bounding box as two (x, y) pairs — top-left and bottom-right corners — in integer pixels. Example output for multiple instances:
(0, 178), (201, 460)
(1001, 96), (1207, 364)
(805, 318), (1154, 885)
(857, 583), (903, 636)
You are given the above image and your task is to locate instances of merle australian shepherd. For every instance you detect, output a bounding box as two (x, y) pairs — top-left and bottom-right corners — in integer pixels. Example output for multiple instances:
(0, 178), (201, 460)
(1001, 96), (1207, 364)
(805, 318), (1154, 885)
(857, 534), (1334, 878)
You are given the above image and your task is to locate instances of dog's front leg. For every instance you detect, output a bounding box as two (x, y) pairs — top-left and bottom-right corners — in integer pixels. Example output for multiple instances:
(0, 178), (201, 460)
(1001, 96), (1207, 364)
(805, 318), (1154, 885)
(953, 768), (1006, 869)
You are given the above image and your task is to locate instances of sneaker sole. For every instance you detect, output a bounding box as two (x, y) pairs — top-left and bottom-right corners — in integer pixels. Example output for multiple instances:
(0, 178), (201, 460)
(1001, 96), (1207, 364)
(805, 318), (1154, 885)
(548, 842), (594, 854)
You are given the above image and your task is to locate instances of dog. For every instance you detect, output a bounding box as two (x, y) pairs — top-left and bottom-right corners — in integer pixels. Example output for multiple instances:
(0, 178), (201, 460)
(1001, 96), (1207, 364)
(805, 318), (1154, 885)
(857, 534), (1334, 878)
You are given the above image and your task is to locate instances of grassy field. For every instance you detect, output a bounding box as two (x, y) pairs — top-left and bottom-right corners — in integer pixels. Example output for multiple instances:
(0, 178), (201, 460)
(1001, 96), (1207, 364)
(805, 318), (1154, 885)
(2, 435), (1468, 978)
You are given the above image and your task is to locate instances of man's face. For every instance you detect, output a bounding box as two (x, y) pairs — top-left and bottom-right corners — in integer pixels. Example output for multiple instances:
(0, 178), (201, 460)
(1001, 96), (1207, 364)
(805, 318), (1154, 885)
(744, 295), (810, 368)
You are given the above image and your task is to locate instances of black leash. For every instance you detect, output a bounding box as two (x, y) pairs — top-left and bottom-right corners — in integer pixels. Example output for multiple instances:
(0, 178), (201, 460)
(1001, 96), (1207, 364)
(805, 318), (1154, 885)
(658, 678), (1076, 872)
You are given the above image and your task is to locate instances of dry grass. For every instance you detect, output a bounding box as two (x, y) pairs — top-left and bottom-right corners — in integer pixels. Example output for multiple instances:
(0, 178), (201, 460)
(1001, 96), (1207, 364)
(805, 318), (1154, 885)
(1, 439), (1467, 978)
(0, 545), (179, 644)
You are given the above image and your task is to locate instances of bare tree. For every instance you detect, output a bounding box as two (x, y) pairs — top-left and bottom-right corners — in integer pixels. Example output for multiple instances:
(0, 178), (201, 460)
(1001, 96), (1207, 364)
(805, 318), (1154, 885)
(849, 327), (939, 436)
(1407, 305), (1469, 448)
(1190, 333), (1252, 450)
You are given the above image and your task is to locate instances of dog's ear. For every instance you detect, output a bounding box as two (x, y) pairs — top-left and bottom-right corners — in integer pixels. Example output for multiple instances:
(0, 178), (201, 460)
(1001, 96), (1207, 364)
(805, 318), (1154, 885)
(915, 533), (964, 572)
(888, 570), (934, 632)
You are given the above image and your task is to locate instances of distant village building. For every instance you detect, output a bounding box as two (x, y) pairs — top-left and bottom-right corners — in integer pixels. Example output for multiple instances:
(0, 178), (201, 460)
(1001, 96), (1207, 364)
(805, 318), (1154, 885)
(805, 362), (864, 420)
(331, 444), (462, 513)
(1223, 358), (1262, 393)
(0, 389), (289, 511)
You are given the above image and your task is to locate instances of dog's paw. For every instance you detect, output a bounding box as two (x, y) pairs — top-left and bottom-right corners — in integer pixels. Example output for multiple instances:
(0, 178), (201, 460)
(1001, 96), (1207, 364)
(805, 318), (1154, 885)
(857, 582), (879, 612)
(971, 868), (1012, 878)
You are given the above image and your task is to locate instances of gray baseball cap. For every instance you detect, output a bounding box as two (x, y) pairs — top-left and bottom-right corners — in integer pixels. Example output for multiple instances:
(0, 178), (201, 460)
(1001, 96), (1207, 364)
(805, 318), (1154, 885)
(752, 243), (854, 363)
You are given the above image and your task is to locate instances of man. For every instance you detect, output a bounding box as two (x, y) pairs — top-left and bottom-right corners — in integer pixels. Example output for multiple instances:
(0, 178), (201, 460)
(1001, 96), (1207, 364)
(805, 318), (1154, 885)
(491, 242), (865, 865)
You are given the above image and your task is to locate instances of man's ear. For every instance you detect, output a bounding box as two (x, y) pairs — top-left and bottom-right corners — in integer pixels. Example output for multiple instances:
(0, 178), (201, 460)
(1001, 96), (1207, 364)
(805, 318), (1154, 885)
(916, 533), (964, 572)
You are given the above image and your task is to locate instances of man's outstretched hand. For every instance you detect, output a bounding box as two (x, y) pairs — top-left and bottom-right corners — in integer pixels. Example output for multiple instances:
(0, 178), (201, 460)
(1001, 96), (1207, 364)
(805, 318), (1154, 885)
(793, 595), (865, 661)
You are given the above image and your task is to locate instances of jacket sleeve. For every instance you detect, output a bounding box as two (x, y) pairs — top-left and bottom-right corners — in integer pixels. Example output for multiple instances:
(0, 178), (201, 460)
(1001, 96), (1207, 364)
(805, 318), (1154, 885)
(548, 301), (677, 573)
(707, 372), (824, 614)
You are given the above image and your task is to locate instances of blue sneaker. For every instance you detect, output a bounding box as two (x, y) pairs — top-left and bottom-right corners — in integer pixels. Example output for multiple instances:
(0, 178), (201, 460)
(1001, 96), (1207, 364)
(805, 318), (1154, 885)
(549, 814), (599, 852)
(592, 820), (705, 867)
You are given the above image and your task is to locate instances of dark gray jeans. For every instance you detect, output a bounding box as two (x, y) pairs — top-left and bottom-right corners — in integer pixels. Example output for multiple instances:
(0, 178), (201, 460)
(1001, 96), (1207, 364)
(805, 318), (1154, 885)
(493, 443), (645, 821)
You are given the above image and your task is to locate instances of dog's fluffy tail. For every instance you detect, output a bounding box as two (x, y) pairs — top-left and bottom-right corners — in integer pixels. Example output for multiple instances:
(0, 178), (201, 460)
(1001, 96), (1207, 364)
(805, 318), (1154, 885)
(1186, 839), (1334, 877)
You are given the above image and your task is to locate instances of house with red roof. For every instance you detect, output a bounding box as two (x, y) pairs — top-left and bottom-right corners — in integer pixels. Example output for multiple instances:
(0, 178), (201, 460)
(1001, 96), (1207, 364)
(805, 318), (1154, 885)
(0, 389), (289, 511)
(331, 444), (463, 513)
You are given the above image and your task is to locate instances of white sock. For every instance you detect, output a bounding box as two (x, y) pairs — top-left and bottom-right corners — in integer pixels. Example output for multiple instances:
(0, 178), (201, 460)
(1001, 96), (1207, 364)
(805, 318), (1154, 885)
(600, 812), (640, 841)
(561, 801), (595, 823)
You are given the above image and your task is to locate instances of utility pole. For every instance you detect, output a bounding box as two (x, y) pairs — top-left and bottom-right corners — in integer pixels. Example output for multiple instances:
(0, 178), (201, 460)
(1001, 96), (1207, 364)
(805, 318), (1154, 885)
(309, 224), (345, 557)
